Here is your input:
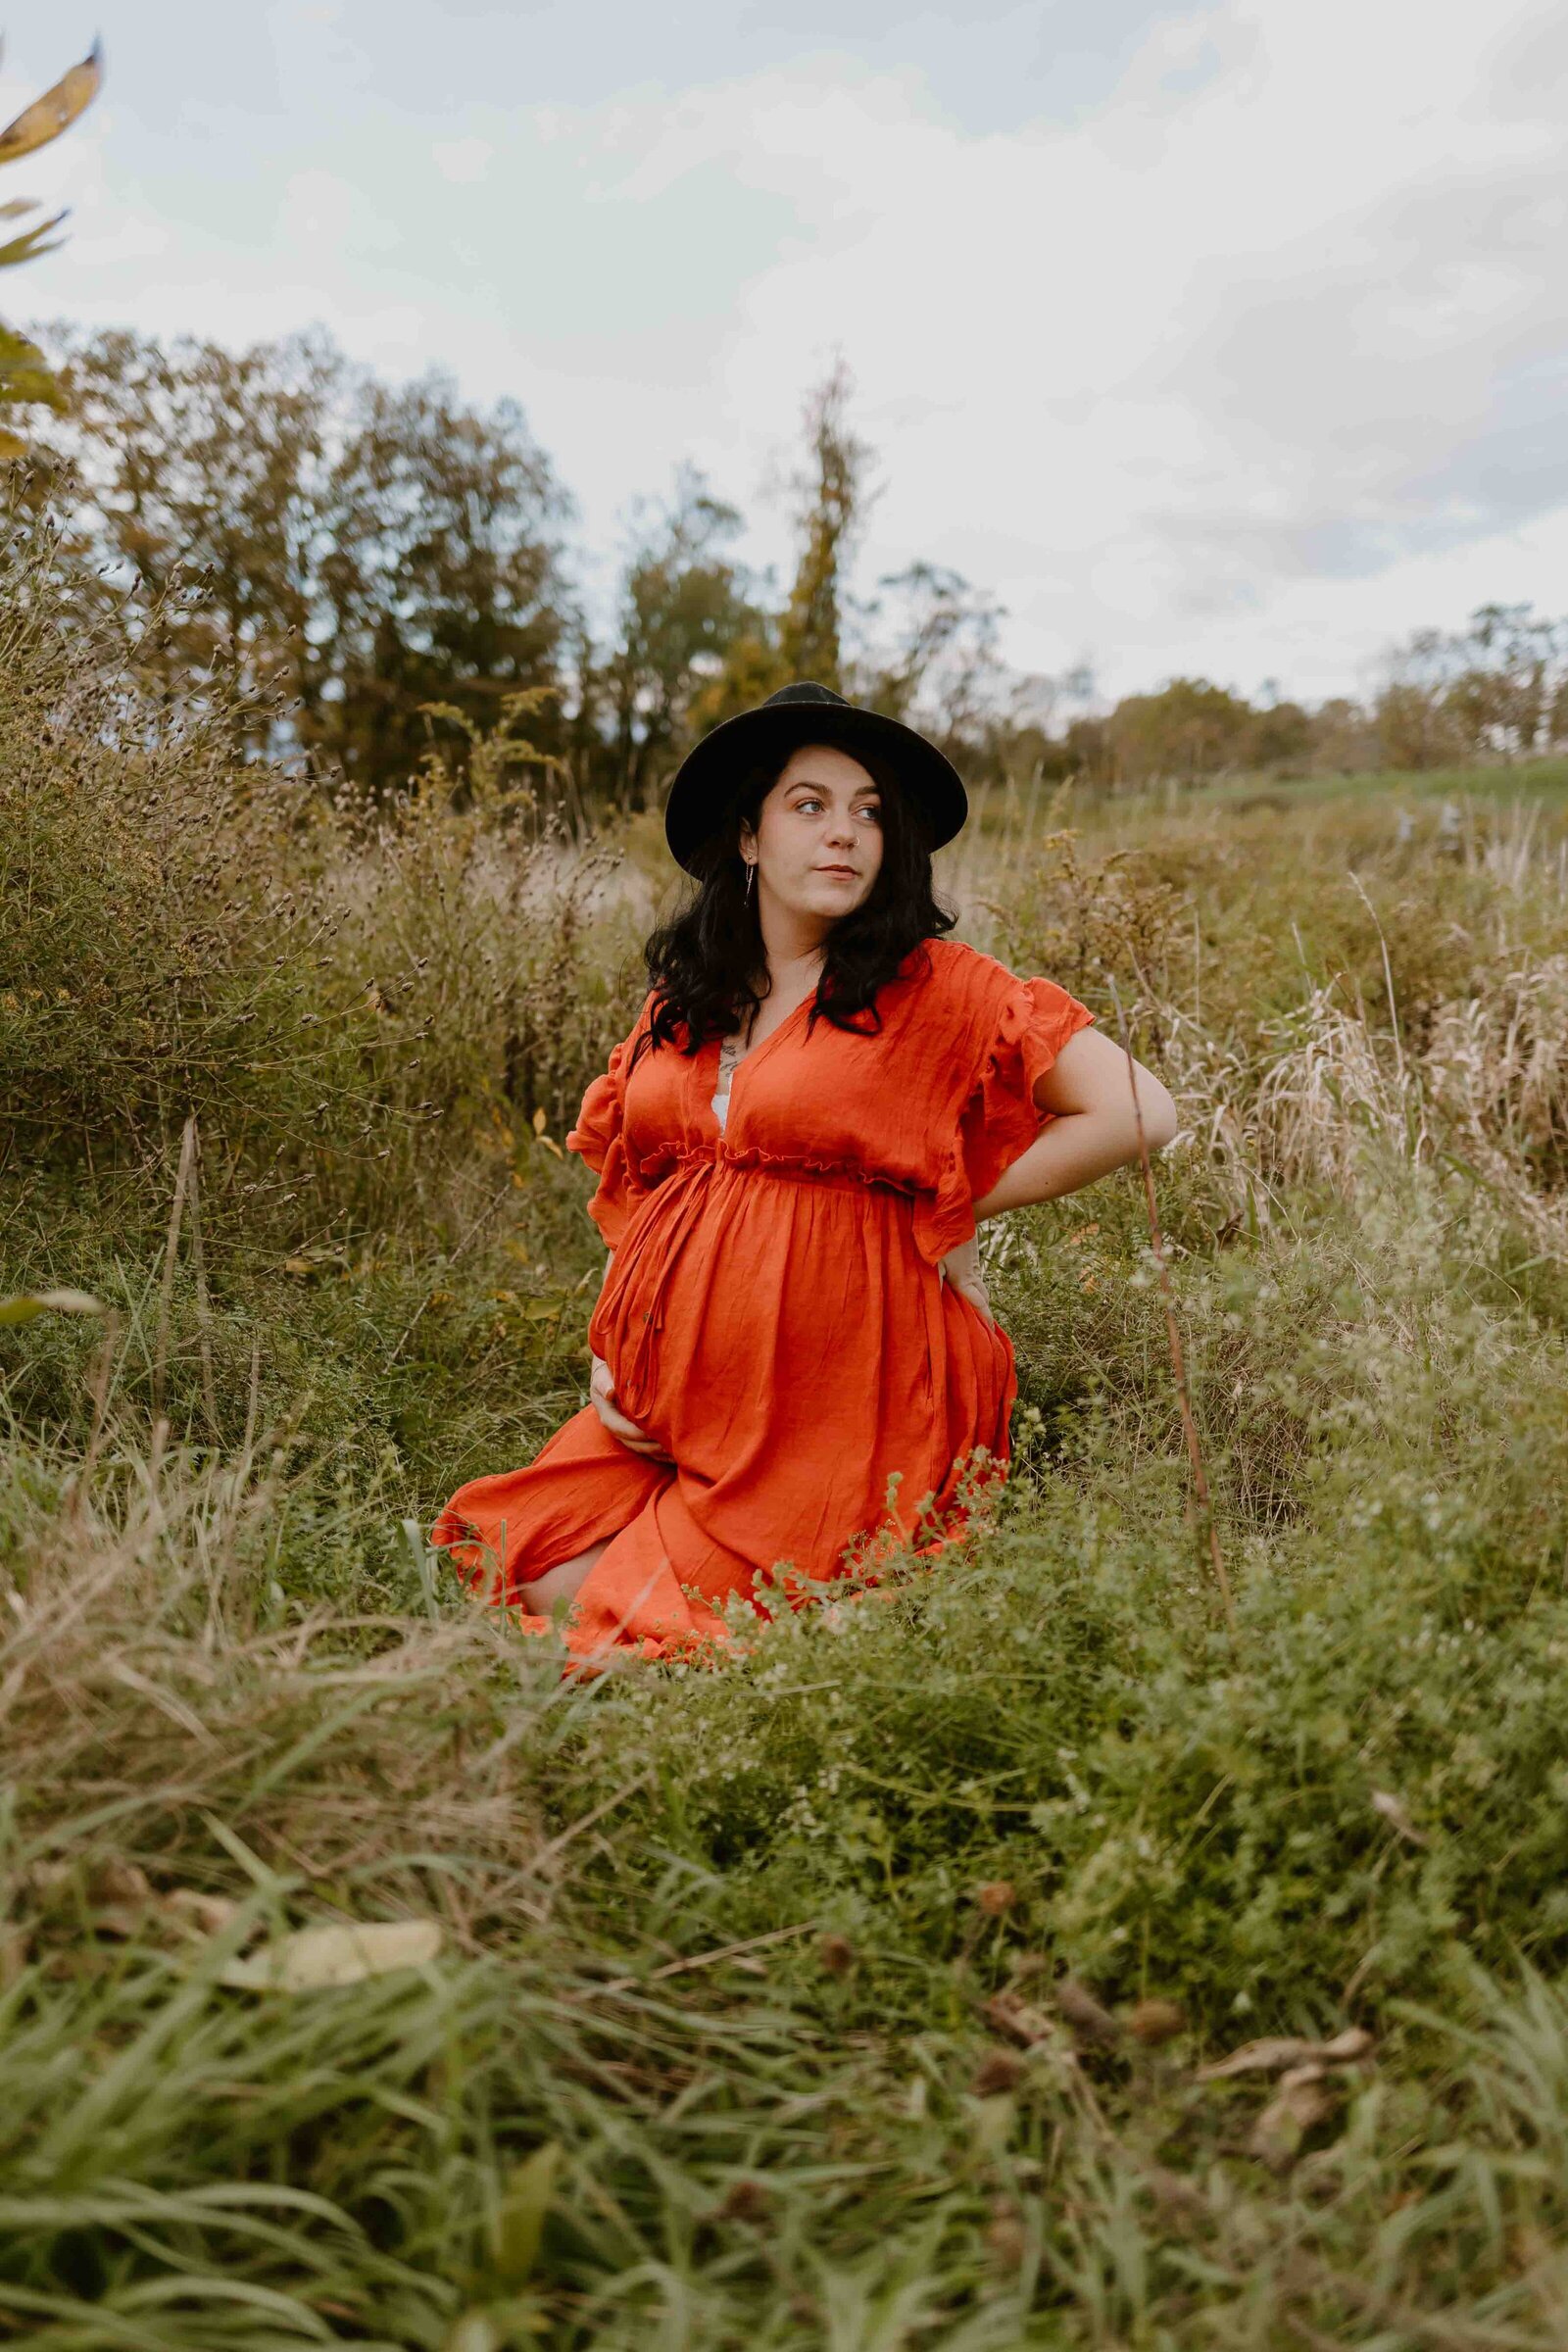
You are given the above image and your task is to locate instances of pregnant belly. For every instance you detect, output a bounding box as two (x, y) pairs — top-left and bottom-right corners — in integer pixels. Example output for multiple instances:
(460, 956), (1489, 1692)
(587, 1161), (1012, 1495)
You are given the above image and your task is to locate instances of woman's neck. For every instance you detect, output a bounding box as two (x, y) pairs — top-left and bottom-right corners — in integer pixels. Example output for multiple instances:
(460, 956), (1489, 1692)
(767, 942), (826, 983)
(757, 893), (833, 969)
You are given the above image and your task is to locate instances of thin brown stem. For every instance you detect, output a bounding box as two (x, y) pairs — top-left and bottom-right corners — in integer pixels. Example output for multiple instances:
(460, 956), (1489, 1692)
(65, 1310), (121, 1527)
(153, 1118), (196, 1424)
(1106, 975), (1235, 1637)
(184, 1115), (220, 1442)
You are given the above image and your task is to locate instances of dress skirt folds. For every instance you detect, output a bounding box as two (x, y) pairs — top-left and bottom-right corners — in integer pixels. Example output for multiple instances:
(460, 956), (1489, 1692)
(430, 937), (1096, 1667)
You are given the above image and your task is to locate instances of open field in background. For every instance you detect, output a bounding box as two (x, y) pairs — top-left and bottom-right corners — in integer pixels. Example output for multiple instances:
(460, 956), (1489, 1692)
(5, 560), (1568, 2346)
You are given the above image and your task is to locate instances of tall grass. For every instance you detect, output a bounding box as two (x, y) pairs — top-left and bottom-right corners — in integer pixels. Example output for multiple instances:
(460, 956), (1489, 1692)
(5, 529), (1568, 2343)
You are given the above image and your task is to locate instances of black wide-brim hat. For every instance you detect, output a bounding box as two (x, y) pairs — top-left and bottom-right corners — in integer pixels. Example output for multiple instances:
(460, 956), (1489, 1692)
(662, 681), (968, 875)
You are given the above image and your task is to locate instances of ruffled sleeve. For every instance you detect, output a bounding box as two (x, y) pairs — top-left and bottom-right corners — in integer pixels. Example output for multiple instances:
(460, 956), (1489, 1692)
(913, 965), (1096, 1266)
(960, 973), (1097, 1207)
(564, 1025), (642, 1247)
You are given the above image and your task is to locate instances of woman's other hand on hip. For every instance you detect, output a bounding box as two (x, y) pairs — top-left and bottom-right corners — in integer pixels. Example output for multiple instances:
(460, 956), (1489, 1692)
(939, 1236), (995, 1330)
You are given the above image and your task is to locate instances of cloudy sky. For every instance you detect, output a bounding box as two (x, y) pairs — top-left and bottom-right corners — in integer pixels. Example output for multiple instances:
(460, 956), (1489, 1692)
(6, 0), (1566, 704)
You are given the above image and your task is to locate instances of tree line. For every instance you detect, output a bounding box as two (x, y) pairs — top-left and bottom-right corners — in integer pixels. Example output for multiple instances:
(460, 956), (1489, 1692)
(18, 321), (1568, 811)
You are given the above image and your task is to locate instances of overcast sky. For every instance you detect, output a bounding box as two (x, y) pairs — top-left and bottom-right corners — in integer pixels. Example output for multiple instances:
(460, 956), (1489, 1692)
(7, 0), (1566, 705)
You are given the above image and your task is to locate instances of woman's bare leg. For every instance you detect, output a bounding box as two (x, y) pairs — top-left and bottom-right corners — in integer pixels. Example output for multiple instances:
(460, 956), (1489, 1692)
(521, 1539), (610, 1612)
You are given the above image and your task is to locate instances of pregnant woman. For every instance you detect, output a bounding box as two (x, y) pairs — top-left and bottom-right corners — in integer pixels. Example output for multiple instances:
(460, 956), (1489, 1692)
(432, 682), (1179, 1669)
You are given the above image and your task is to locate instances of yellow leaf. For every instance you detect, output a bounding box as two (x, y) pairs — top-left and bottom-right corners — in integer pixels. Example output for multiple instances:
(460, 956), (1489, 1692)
(0, 1287), (103, 1326)
(218, 1918), (442, 1992)
(1197, 2027), (1372, 2082)
(493, 2140), (562, 2284)
(0, 43), (103, 167)
(531, 1107), (547, 1135)
(1248, 2065), (1335, 2173)
(443, 2319), (503, 2352)
(539, 1136), (564, 1159)
(1371, 1788), (1428, 1846)
(163, 1887), (241, 1937)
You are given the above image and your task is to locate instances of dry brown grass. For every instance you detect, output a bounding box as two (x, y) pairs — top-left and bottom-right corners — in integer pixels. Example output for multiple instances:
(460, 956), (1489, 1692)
(0, 1413), (609, 1968)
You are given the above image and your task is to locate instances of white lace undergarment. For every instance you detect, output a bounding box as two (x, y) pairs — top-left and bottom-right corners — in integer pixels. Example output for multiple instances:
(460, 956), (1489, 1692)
(711, 1033), (743, 1130)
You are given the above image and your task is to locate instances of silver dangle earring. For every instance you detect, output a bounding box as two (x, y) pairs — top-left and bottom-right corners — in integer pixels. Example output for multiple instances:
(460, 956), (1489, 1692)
(744, 858), (756, 903)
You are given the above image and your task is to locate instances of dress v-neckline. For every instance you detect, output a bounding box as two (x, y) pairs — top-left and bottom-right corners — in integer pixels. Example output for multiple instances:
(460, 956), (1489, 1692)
(707, 991), (814, 1126)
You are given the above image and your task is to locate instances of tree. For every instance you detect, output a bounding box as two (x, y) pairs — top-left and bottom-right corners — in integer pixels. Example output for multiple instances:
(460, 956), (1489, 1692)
(316, 368), (570, 791)
(1105, 677), (1256, 783)
(691, 359), (876, 733)
(32, 325), (572, 794)
(777, 358), (873, 690)
(855, 561), (1006, 749)
(1246, 698), (1311, 772)
(1308, 698), (1375, 776)
(42, 326), (344, 739)
(1374, 681), (1460, 772)
(1442, 603), (1562, 761)
(598, 466), (763, 813)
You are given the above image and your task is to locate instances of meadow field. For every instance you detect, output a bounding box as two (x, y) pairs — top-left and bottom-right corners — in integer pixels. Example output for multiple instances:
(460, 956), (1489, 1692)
(5, 554), (1568, 2348)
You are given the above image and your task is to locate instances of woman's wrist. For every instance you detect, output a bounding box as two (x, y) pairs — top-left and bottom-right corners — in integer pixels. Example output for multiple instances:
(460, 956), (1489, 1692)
(941, 1232), (983, 1288)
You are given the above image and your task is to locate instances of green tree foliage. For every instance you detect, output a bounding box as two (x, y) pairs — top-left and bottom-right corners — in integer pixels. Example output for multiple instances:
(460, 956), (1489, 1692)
(1309, 695), (1376, 775)
(593, 464), (766, 813)
(695, 357), (876, 732)
(33, 323), (571, 795)
(777, 358), (872, 691)
(856, 562), (1004, 736)
(20, 312), (1568, 807)
(1375, 603), (1568, 770)
(1247, 694), (1312, 771)
(1103, 676), (1257, 783)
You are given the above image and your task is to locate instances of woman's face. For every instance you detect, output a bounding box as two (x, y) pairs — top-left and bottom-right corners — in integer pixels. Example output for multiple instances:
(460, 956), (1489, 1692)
(739, 743), (885, 928)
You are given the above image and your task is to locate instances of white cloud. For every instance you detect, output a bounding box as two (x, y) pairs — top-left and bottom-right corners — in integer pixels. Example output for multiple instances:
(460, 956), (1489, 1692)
(432, 136), (493, 184)
(278, 167), (398, 252)
(8, 0), (1566, 701)
(551, 1), (1567, 696)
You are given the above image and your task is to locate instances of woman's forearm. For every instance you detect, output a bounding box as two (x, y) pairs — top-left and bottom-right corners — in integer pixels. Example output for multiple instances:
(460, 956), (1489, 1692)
(973, 1107), (1170, 1220)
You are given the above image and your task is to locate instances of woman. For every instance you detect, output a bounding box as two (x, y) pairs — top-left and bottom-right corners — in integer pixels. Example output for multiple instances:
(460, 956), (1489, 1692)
(431, 681), (1178, 1669)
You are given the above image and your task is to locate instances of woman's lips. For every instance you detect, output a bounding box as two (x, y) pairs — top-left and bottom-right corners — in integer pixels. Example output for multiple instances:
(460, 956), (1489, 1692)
(816, 864), (857, 876)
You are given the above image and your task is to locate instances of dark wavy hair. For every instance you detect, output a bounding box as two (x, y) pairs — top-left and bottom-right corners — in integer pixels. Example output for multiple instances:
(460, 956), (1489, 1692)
(637, 740), (959, 1062)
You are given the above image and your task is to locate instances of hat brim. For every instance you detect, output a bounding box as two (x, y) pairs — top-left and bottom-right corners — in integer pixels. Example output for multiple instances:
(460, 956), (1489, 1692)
(662, 701), (968, 875)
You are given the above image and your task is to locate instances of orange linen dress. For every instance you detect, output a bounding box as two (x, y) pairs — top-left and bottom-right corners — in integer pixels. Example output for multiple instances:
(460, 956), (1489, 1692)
(431, 936), (1096, 1666)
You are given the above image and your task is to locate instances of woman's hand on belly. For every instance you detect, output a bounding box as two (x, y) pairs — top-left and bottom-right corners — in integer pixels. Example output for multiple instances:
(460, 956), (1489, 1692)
(590, 1352), (673, 1461)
